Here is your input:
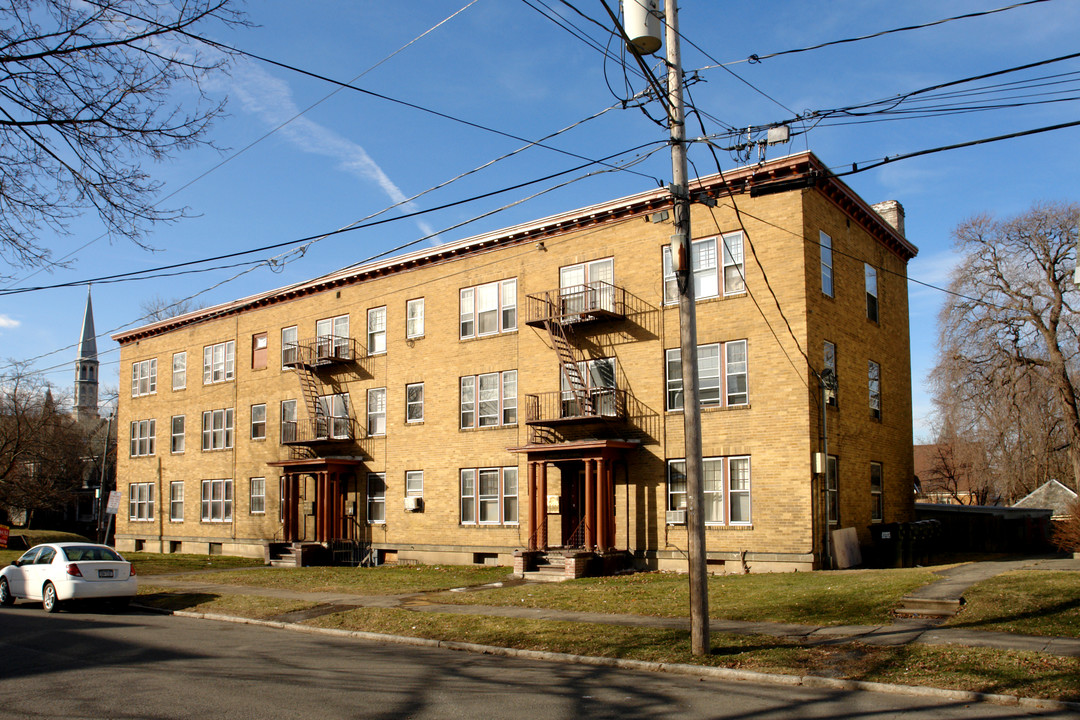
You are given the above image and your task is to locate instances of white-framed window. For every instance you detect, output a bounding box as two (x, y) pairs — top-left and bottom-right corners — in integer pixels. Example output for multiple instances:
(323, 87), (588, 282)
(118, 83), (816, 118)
(824, 340), (838, 407)
(172, 352), (186, 391)
(201, 408), (235, 451)
(865, 263), (879, 322)
(202, 340), (235, 384)
(169, 481), (183, 522)
(868, 360), (881, 420)
(317, 393), (350, 439)
(131, 358), (157, 397)
(129, 419), (156, 457)
(316, 315), (350, 359)
(870, 461), (883, 523)
(250, 477), (266, 515)
(560, 258), (614, 313)
(170, 415), (185, 454)
(280, 399), (297, 444)
(667, 456), (751, 525)
(559, 359), (615, 417)
(406, 383), (424, 423)
(459, 279), (517, 339)
(367, 388), (386, 436)
(367, 473), (385, 524)
(663, 233), (744, 304)
(251, 404), (266, 440)
(820, 231), (834, 297)
(827, 455), (839, 525)
(460, 371), (517, 428)
(459, 467), (518, 525)
(200, 478), (232, 522)
(666, 340), (748, 410)
(406, 470), (424, 497)
(281, 326), (298, 368)
(407, 298), (424, 338)
(128, 482), (155, 521)
(367, 306), (386, 355)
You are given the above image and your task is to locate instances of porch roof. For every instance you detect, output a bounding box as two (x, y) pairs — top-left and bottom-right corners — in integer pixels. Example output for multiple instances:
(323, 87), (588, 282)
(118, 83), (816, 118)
(507, 439), (640, 459)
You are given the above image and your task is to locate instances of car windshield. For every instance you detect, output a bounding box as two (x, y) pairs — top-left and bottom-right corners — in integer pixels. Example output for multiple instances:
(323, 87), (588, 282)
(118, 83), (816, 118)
(61, 546), (124, 562)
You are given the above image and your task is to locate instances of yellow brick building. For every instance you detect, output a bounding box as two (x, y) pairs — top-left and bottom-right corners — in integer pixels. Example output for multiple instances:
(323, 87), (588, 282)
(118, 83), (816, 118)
(113, 152), (916, 573)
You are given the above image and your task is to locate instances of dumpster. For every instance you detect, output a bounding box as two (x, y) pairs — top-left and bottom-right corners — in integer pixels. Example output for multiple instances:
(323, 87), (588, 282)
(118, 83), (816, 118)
(868, 522), (902, 568)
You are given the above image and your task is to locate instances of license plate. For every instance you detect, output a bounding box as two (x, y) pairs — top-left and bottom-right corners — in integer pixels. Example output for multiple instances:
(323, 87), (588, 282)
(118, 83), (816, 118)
(98, 569), (114, 578)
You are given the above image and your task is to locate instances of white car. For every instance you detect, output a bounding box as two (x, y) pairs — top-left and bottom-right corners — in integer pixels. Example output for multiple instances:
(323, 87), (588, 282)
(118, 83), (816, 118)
(0, 543), (137, 612)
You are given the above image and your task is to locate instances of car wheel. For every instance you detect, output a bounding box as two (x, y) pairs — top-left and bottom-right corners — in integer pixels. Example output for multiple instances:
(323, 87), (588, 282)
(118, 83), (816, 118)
(0, 577), (13, 606)
(42, 582), (60, 613)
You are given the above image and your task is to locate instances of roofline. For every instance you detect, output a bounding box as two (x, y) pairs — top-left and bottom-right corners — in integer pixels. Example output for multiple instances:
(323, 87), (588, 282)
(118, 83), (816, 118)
(113, 151), (917, 344)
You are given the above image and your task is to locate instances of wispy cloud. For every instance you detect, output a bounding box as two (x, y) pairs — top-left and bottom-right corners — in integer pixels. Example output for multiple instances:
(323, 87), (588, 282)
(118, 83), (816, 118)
(0, 314), (19, 329)
(227, 60), (439, 242)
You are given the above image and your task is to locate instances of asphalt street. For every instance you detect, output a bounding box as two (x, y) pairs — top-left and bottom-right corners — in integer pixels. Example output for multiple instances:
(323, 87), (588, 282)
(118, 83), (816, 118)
(0, 605), (1072, 719)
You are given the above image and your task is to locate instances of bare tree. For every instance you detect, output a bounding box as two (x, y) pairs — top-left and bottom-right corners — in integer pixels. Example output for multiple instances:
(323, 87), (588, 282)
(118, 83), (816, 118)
(0, 0), (243, 273)
(139, 294), (205, 322)
(932, 201), (1080, 497)
(0, 362), (91, 526)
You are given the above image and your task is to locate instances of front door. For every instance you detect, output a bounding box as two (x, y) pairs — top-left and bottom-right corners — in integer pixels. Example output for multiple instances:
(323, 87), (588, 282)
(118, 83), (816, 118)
(560, 466), (585, 547)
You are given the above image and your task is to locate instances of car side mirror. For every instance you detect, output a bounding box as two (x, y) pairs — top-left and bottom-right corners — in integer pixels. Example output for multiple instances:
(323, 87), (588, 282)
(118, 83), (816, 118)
(10, 559), (20, 567)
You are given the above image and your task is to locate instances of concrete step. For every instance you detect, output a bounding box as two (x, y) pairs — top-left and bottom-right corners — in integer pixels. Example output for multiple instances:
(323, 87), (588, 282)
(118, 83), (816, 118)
(896, 596), (964, 617)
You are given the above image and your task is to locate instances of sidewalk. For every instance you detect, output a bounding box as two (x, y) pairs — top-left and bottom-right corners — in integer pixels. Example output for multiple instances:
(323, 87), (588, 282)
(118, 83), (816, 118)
(139, 555), (1080, 658)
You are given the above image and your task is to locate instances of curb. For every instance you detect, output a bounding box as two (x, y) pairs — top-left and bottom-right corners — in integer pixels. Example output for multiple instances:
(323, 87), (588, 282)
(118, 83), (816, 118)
(146, 606), (1080, 713)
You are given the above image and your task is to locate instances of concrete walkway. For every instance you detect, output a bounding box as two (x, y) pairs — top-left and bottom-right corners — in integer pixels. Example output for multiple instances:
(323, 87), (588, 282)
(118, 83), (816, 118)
(139, 555), (1080, 658)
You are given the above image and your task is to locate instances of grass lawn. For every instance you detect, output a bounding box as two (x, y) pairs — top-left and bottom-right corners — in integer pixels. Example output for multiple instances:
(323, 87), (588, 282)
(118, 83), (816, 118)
(435, 568), (939, 627)
(166, 564), (512, 595)
(304, 607), (1080, 702)
(945, 570), (1080, 638)
(0, 548), (263, 576)
(137, 586), (318, 618)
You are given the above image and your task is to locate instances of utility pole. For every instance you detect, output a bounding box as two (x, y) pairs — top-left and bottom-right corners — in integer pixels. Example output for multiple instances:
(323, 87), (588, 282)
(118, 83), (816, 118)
(665, 1), (709, 656)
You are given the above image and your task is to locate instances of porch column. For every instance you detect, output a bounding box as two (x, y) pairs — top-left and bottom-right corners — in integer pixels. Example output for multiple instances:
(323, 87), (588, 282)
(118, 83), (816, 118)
(284, 474), (299, 542)
(596, 457), (609, 551)
(584, 458), (596, 550)
(538, 461), (548, 550)
(527, 461), (537, 551)
(605, 458), (615, 550)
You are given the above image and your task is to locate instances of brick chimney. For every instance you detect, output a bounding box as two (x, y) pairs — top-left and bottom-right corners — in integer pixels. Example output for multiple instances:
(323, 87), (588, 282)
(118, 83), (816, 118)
(871, 200), (905, 237)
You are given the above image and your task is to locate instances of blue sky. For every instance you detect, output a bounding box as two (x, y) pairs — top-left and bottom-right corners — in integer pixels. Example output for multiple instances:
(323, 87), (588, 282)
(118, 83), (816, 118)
(2, 0), (1078, 441)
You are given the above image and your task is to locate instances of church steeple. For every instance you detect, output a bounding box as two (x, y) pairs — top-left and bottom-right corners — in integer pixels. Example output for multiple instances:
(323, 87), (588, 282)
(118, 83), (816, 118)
(75, 286), (99, 422)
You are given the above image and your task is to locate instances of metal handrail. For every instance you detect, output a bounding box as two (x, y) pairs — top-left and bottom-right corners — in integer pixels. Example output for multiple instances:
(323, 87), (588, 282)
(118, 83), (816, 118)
(524, 388), (626, 424)
(281, 417), (358, 444)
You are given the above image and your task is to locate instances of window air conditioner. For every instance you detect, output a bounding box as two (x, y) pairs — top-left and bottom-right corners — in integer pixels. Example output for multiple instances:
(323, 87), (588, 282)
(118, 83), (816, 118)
(404, 496), (423, 512)
(666, 509), (686, 525)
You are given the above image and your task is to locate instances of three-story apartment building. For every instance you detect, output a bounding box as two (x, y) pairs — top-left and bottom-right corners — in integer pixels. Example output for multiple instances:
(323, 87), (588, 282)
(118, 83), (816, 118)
(113, 151), (917, 573)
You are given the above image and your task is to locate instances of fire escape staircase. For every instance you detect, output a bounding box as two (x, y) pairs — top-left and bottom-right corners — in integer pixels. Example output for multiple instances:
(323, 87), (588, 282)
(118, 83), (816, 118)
(281, 336), (358, 449)
(546, 318), (593, 417)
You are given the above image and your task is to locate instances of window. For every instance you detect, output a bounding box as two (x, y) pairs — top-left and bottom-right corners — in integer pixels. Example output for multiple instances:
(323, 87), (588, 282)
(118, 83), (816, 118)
(663, 233), (743, 303)
(172, 352), (186, 390)
(200, 478), (232, 522)
(281, 326), (298, 368)
(367, 473), (385, 524)
(202, 340), (235, 384)
(459, 467), (518, 525)
(407, 298), (424, 338)
(250, 477), (266, 515)
(252, 332), (268, 369)
(406, 470), (424, 497)
(251, 404), (266, 440)
(316, 315), (350, 359)
(317, 393), (350, 439)
(131, 358), (157, 397)
(280, 399), (297, 443)
(367, 307), (386, 355)
(868, 360), (881, 419)
(128, 482), (155, 521)
(406, 383), (424, 423)
(827, 455), (839, 525)
(667, 457), (751, 525)
(367, 388), (386, 436)
(560, 360), (614, 417)
(820, 231), (834, 297)
(560, 258), (614, 313)
(824, 341), (838, 407)
(129, 419), (155, 457)
(459, 279), (516, 339)
(865, 264), (878, 322)
(169, 481), (183, 522)
(460, 371), (517, 428)
(870, 462), (883, 523)
(666, 340), (748, 410)
(201, 408), (235, 451)
(170, 415), (185, 454)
